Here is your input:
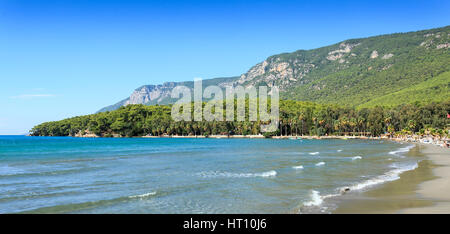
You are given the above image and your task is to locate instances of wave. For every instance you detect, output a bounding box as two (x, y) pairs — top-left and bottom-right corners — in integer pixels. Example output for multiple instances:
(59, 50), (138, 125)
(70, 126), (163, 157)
(197, 170), (277, 178)
(20, 191), (158, 214)
(346, 162), (418, 191)
(0, 166), (97, 178)
(315, 162), (325, 166)
(388, 145), (414, 156)
(303, 190), (323, 206)
(300, 162), (419, 211)
(309, 152), (319, 155)
(128, 192), (157, 199)
(292, 165), (304, 170)
(337, 149), (343, 152)
(303, 190), (341, 208)
(351, 156), (362, 160)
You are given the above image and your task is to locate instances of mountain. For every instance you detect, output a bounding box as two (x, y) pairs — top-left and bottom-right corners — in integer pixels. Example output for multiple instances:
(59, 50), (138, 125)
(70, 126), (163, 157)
(97, 77), (237, 112)
(98, 26), (450, 112)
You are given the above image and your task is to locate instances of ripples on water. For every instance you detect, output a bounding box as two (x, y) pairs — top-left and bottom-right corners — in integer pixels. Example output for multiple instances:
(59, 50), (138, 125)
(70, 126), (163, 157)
(0, 136), (418, 213)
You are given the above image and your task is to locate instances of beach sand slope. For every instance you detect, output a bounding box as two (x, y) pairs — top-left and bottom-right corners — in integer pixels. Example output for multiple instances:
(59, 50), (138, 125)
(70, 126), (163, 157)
(401, 144), (450, 214)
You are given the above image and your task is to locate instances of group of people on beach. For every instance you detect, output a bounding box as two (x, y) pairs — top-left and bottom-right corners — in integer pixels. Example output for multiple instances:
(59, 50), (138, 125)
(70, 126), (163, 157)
(388, 135), (449, 148)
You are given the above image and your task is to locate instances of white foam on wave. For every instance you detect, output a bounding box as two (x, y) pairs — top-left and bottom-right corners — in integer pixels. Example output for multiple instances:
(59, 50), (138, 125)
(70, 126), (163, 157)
(337, 149), (343, 152)
(198, 170), (277, 178)
(303, 190), (323, 206)
(346, 162), (418, 191)
(129, 191), (157, 199)
(292, 165), (304, 170)
(309, 152), (319, 155)
(351, 156), (362, 160)
(389, 145), (414, 156)
(303, 190), (341, 207)
(258, 170), (277, 177)
(316, 162), (325, 166)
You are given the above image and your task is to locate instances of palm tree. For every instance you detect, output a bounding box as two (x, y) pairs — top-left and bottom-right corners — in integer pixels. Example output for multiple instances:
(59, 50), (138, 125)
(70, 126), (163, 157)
(299, 113), (305, 136)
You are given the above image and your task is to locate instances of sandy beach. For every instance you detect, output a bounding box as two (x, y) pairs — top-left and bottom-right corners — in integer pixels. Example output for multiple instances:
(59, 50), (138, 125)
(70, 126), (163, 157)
(400, 144), (450, 213)
(333, 143), (450, 214)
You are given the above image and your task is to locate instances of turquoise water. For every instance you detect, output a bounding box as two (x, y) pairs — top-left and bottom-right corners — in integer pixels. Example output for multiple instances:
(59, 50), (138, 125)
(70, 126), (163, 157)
(0, 136), (418, 213)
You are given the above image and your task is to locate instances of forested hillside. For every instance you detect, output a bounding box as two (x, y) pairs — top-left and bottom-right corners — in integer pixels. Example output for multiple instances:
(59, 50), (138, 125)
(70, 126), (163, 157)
(31, 100), (449, 138)
(360, 71), (450, 108)
(98, 25), (450, 111)
(281, 26), (450, 107)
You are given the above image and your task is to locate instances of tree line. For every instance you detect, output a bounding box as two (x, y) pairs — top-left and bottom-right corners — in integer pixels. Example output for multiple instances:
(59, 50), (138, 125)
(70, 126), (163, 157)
(30, 99), (450, 138)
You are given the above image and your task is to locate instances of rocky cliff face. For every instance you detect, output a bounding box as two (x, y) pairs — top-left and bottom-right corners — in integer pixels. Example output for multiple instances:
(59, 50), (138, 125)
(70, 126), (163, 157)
(125, 83), (176, 105)
(221, 42), (361, 91)
(97, 77), (237, 112)
(231, 59), (308, 90)
(97, 83), (178, 112)
(234, 55), (316, 89)
(98, 25), (449, 112)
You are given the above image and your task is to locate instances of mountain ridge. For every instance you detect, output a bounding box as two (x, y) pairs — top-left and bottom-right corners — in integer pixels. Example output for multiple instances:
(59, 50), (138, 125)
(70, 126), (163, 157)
(98, 25), (450, 113)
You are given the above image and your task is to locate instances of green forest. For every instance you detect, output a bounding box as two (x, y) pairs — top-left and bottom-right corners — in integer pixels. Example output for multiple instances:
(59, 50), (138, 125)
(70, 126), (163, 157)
(278, 26), (450, 107)
(99, 26), (450, 113)
(30, 99), (450, 138)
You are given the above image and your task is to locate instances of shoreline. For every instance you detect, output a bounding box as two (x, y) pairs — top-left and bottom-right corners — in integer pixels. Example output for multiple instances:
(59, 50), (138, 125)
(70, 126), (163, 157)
(332, 143), (450, 214)
(400, 143), (450, 213)
(143, 135), (376, 139)
(40, 132), (449, 148)
(42, 133), (383, 140)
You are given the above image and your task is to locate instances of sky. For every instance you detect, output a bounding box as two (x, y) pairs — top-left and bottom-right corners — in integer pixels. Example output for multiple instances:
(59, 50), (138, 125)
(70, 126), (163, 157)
(0, 0), (449, 134)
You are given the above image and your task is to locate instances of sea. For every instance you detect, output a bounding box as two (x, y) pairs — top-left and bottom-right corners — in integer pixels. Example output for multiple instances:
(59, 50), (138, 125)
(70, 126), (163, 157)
(0, 136), (419, 213)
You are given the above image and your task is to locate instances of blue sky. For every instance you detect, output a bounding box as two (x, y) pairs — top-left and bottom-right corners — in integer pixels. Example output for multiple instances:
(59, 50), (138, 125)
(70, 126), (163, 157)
(0, 0), (449, 134)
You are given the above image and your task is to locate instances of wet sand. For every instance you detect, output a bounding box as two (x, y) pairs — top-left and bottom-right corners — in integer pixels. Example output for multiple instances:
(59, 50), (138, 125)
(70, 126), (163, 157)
(333, 143), (450, 214)
(401, 144), (450, 213)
